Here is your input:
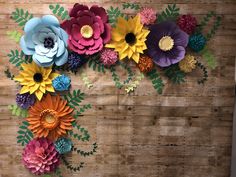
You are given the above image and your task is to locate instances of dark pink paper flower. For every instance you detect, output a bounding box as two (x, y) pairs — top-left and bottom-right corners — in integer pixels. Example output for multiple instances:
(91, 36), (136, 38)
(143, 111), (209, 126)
(61, 3), (111, 55)
(22, 138), (60, 175)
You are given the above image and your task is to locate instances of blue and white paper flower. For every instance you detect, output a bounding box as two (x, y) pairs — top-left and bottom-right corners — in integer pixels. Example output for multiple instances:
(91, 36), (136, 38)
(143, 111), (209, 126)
(20, 15), (68, 67)
(52, 74), (71, 91)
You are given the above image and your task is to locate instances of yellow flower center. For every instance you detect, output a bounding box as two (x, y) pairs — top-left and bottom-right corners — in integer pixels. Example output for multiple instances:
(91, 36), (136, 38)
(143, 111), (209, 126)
(80, 25), (93, 38)
(158, 36), (174, 51)
(40, 109), (59, 130)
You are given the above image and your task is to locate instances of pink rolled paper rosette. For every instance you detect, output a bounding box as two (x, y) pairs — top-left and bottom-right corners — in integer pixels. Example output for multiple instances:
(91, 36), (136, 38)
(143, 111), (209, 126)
(61, 3), (111, 55)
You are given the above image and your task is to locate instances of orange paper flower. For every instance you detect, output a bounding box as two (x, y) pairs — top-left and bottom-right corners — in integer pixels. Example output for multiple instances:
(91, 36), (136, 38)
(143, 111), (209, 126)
(27, 94), (74, 141)
(137, 55), (154, 73)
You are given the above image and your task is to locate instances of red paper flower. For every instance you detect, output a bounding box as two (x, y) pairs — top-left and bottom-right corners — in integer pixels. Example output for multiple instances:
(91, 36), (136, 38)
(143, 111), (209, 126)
(61, 4), (111, 55)
(177, 15), (197, 34)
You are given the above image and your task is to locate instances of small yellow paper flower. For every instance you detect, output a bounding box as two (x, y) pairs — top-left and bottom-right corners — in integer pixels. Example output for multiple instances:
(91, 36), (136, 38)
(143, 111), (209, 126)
(179, 55), (197, 73)
(106, 15), (150, 63)
(14, 62), (59, 100)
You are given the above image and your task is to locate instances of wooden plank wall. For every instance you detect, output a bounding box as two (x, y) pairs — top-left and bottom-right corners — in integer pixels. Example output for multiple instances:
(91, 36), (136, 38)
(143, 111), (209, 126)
(0, 0), (235, 177)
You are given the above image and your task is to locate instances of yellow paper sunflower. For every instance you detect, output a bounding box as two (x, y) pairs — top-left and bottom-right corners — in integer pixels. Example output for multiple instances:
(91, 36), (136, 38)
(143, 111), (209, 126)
(14, 62), (59, 100)
(106, 14), (150, 63)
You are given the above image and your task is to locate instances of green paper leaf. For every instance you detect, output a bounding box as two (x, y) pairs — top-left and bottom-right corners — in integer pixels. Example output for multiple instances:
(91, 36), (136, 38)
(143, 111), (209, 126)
(4, 68), (14, 80)
(8, 104), (28, 118)
(107, 6), (127, 27)
(157, 4), (179, 23)
(49, 4), (70, 20)
(17, 121), (33, 146)
(11, 8), (33, 29)
(122, 3), (140, 10)
(7, 50), (32, 69)
(200, 48), (217, 69)
(147, 69), (164, 94)
(164, 64), (186, 84)
(6, 30), (22, 43)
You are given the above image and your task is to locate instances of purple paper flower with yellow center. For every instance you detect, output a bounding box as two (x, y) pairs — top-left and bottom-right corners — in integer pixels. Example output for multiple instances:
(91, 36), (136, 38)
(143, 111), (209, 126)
(146, 21), (189, 67)
(20, 15), (68, 67)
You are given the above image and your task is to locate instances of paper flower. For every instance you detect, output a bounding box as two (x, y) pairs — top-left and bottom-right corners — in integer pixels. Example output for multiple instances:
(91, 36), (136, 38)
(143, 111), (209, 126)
(22, 138), (60, 175)
(139, 7), (157, 25)
(67, 52), (86, 73)
(52, 74), (71, 91)
(177, 15), (197, 34)
(16, 93), (35, 109)
(20, 15), (69, 67)
(61, 3), (111, 55)
(54, 137), (73, 154)
(188, 33), (206, 52)
(14, 62), (59, 100)
(137, 55), (154, 73)
(100, 48), (118, 66)
(27, 94), (74, 141)
(179, 55), (197, 73)
(106, 15), (150, 63)
(146, 21), (189, 67)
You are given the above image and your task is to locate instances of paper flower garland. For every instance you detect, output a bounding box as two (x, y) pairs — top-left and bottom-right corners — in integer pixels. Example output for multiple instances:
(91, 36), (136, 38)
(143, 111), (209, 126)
(5, 2), (221, 176)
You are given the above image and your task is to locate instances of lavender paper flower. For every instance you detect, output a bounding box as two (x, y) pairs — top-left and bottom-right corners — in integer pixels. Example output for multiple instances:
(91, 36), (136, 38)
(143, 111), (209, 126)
(16, 93), (35, 109)
(146, 21), (189, 67)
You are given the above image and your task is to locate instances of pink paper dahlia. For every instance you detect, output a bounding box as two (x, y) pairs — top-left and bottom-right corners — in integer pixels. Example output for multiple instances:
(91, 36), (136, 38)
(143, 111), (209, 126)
(139, 7), (157, 25)
(61, 3), (111, 55)
(177, 14), (197, 34)
(100, 48), (118, 66)
(22, 138), (60, 175)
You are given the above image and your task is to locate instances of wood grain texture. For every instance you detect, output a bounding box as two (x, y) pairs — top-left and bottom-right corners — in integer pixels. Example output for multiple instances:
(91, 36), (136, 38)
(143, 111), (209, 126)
(0, 0), (235, 177)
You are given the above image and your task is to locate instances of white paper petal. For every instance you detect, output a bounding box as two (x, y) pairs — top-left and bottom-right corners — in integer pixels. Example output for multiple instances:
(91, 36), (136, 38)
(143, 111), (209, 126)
(56, 38), (65, 57)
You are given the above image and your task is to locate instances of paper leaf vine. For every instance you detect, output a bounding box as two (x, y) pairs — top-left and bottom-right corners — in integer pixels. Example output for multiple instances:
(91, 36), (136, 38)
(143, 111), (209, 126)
(17, 121), (33, 146)
(107, 6), (127, 27)
(164, 64), (186, 84)
(11, 8), (33, 28)
(8, 104), (28, 117)
(201, 48), (217, 69)
(72, 143), (98, 157)
(196, 61), (208, 84)
(122, 3), (140, 10)
(7, 50), (32, 68)
(6, 31), (22, 43)
(4, 68), (14, 80)
(49, 4), (70, 20)
(147, 69), (164, 94)
(125, 73), (144, 93)
(157, 4), (180, 23)
(61, 155), (84, 172)
(61, 143), (97, 172)
(88, 55), (106, 73)
(110, 62), (134, 89)
(69, 123), (90, 142)
(63, 90), (91, 119)
(81, 73), (93, 89)
(198, 11), (222, 41)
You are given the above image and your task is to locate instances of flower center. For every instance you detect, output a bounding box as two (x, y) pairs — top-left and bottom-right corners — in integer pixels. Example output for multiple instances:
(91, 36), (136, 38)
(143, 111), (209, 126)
(80, 25), (93, 38)
(40, 109), (59, 130)
(33, 73), (43, 83)
(44, 37), (54, 49)
(125, 33), (136, 45)
(158, 36), (174, 51)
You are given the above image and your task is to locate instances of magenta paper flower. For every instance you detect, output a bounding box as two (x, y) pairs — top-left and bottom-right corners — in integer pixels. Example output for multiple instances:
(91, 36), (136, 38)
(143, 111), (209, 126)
(22, 138), (60, 175)
(139, 7), (157, 25)
(61, 3), (111, 55)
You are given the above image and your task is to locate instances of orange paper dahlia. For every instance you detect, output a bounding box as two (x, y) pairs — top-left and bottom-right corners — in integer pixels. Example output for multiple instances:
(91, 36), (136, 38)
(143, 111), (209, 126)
(27, 94), (74, 141)
(137, 55), (154, 73)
